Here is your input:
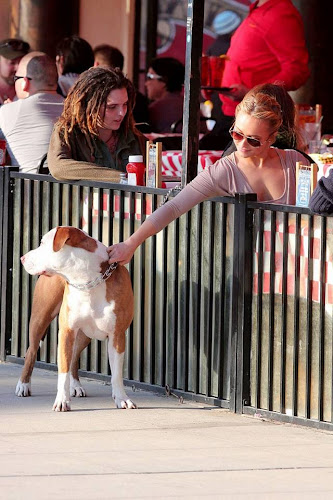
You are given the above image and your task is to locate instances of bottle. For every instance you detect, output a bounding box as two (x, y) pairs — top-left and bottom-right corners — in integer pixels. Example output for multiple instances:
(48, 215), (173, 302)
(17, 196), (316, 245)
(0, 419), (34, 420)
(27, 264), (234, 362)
(126, 155), (146, 186)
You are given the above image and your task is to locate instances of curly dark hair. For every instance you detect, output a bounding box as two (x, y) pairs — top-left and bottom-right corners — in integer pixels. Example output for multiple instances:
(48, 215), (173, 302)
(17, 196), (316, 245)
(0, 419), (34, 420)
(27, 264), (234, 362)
(58, 66), (137, 146)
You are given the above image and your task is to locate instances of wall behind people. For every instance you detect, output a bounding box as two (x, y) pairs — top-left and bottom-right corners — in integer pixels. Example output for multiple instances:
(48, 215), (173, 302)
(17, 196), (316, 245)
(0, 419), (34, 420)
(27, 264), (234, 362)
(5, 0), (79, 58)
(80, 0), (135, 79)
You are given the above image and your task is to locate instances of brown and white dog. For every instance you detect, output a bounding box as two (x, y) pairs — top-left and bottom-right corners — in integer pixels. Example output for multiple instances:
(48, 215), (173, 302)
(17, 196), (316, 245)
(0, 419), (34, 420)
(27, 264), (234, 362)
(19, 226), (136, 411)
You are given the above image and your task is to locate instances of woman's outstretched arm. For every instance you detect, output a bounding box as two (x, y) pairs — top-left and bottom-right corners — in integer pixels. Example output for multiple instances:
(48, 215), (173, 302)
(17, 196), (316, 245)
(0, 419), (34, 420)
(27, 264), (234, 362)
(108, 159), (227, 265)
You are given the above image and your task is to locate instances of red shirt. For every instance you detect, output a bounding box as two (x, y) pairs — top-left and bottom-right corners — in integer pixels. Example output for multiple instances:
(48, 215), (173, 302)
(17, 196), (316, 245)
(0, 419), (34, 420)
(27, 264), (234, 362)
(221, 0), (310, 116)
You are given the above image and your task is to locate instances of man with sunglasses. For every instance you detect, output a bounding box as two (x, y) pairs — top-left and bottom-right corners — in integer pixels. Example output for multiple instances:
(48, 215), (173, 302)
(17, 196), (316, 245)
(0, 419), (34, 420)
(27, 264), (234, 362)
(0, 51), (64, 173)
(0, 38), (30, 104)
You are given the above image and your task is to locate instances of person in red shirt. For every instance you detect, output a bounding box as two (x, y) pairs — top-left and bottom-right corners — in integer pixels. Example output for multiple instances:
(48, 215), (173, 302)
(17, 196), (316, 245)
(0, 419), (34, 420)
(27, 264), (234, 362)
(220, 0), (310, 117)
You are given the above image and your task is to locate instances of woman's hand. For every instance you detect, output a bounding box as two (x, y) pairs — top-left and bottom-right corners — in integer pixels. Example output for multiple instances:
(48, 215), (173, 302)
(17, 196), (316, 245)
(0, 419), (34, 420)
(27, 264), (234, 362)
(108, 240), (136, 266)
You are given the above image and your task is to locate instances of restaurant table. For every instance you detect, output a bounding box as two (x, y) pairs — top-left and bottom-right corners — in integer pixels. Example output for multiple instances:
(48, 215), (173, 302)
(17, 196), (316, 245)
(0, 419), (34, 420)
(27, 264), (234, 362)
(161, 150), (223, 179)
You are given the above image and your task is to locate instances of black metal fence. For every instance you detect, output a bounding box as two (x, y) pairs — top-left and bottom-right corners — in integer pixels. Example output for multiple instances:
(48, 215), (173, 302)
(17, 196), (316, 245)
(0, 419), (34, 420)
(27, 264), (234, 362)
(1, 166), (333, 430)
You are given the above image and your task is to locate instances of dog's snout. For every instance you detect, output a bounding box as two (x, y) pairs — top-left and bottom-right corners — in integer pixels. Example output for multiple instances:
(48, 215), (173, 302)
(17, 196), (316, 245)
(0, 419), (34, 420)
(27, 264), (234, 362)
(20, 255), (26, 264)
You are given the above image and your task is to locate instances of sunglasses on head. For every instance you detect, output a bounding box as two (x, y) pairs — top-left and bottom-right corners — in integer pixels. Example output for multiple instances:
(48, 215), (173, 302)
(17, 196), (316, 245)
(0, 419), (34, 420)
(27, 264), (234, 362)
(146, 72), (163, 81)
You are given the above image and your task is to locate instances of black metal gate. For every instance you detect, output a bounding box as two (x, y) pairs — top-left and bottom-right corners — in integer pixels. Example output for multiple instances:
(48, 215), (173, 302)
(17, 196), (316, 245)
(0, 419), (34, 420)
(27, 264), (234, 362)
(2, 167), (333, 430)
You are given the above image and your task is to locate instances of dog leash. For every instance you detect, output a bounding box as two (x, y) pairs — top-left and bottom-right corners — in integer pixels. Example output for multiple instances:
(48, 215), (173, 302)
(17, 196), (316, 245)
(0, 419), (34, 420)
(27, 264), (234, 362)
(158, 184), (182, 207)
(68, 262), (118, 291)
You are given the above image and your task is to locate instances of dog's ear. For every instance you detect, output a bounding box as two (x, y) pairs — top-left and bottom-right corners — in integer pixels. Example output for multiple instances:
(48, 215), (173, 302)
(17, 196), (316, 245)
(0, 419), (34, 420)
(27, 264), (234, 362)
(53, 227), (71, 252)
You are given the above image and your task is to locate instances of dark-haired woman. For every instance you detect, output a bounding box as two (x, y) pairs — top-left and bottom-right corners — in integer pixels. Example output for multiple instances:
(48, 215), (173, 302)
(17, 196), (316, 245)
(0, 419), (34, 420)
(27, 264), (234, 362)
(48, 66), (146, 182)
(145, 57), (185, 133)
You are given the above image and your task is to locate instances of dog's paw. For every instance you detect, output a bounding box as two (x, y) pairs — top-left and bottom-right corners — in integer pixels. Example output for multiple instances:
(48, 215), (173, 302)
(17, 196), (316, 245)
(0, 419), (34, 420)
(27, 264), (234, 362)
(70, 378), (86, 397)
(15, 380), (31, 397)
(52, 394), (71, 412)
(113, 395), (137, 409)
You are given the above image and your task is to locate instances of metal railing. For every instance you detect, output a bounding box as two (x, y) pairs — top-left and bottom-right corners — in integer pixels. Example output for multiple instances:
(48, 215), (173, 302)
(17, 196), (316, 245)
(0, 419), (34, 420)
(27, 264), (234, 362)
(1, 166), (333, 430)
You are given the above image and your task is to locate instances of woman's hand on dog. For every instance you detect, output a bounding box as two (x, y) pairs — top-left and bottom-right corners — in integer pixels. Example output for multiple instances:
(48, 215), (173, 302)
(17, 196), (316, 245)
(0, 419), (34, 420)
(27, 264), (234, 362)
(108, 241), (136, 266)
(108, 220), (159, 266)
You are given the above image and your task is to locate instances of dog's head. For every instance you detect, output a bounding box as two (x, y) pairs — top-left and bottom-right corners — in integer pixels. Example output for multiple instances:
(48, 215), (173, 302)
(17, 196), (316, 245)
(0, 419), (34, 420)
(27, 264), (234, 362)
(21, 226), (107, 279)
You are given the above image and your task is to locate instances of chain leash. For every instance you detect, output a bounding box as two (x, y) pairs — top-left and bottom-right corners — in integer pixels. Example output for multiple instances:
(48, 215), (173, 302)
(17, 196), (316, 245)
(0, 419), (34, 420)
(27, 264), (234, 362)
(158, 184), (182, 208)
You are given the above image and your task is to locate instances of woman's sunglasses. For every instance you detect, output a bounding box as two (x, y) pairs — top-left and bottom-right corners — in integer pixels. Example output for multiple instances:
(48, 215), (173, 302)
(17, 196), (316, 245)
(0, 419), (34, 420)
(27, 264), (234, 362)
(146, 72), (163, 81)
(229, 127), (272, 148)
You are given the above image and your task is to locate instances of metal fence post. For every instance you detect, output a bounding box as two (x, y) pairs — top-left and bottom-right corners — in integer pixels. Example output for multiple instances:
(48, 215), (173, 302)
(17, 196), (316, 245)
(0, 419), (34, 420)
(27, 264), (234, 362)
(0, 166), (18, 360)
(229, 193), (256, 413)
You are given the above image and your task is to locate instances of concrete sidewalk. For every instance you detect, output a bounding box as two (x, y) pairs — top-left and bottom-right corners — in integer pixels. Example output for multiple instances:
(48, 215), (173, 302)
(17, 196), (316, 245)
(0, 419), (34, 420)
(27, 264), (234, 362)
(1, 362), (333, 499)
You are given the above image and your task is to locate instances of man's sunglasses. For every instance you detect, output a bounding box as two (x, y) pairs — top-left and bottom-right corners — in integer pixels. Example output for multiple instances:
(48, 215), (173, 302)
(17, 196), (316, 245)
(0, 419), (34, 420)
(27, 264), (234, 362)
(146, 72), (163, 81)
(229, 127), (273, 148)
(13, 75), (32, 83)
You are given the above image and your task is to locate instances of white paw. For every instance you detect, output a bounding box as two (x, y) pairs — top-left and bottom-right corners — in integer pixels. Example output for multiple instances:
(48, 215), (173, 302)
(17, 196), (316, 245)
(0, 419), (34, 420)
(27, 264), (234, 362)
(113, 395), (137, 409)
(52, 392), (71, 412)
(15, 380), (31, 397)
(70, 378), (86, 397)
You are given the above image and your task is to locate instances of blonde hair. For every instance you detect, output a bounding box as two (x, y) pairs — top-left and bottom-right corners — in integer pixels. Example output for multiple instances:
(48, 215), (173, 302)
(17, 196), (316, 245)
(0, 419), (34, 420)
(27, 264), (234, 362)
(235, 91), (283, 134)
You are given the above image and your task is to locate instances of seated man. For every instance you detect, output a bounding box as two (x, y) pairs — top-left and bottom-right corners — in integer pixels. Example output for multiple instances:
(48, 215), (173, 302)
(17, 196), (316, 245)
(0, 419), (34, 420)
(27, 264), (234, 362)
(0, 52), (64, 173)
(0, 38), (30, 104)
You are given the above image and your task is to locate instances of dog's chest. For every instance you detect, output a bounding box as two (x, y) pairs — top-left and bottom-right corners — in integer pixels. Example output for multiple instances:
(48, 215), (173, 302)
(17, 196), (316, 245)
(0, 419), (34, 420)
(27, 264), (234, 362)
(67, 287), (116, 340)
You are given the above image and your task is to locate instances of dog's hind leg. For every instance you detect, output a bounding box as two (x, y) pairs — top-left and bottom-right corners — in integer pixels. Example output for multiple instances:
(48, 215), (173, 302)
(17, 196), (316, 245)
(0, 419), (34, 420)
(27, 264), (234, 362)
(53, 288), (76, 412)
(70, 329), (91, 397)
(16, 275), (65, 397)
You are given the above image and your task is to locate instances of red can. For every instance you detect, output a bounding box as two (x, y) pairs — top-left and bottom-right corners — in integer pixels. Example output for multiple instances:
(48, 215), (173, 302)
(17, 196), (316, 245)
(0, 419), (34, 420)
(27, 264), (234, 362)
(126, 155), (146, 186)
(0, 139), (6, 166)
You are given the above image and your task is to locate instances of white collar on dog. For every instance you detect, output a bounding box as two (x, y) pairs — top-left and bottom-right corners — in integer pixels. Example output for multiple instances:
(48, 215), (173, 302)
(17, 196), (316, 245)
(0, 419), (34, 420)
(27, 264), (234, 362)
(68, 262), (118, 291)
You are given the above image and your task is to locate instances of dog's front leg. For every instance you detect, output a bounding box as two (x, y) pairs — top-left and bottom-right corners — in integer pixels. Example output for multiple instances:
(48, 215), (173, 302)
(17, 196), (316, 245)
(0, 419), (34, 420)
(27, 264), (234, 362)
(53, 324), (76, 412)
(108, 336), (137, 409)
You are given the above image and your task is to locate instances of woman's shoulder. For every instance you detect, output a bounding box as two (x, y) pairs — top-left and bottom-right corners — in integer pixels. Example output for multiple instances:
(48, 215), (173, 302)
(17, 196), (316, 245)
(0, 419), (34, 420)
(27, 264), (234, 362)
(205, 153), (237, 183)
(274, 147), (311, 165)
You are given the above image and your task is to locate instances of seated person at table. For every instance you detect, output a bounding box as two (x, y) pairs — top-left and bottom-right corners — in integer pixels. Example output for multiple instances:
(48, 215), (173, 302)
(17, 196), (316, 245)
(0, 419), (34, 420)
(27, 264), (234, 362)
(48, 66), (146, 182)
(0, 52), (64, 173)
(56, 35), (94, 97)
(0, 37), (30, 104)
(108, 90), (310, 266)
(146, 57), (185, 133)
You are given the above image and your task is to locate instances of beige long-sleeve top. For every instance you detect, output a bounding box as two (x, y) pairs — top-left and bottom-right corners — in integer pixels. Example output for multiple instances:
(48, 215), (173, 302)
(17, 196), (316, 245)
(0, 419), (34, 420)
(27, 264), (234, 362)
(48, 124), (146, 182)
(148, 148), (309, 232)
